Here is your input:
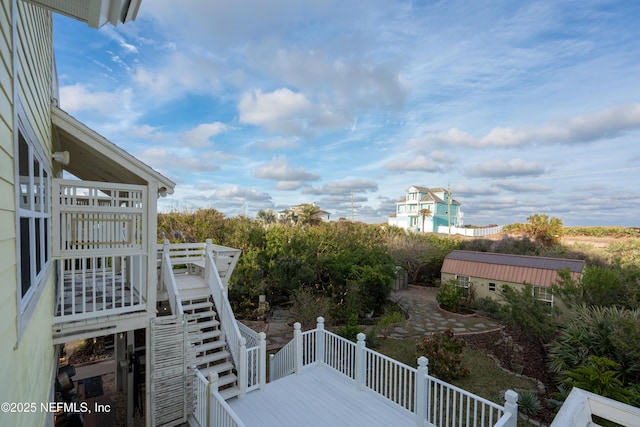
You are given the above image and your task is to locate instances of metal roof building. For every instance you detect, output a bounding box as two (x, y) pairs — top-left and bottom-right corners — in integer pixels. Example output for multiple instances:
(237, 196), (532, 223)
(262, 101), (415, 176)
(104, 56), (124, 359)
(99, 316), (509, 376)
(441, 250), (585, 288)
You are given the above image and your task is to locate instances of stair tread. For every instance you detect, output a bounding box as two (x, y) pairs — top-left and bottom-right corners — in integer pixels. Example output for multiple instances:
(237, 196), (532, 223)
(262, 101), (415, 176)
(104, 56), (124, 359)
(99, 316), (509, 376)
(195, 340), (226, 352)
(197, 350), (230, 365)
(200, 362), (234, 376)
(196, 319), (220, 328)
(216, 373), (237, 387)
(219, 387), (241, 400)
(199, 330), (222, 340)
(181, 301), (213, 311)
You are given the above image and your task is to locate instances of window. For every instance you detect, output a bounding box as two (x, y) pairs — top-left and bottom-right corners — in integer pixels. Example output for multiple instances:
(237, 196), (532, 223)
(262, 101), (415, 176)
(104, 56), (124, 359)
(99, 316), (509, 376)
(533, 286), (553, 306)
(15, 116), (51, 338)
(456, 275), (471, 295)
(489, 282), (496, 292)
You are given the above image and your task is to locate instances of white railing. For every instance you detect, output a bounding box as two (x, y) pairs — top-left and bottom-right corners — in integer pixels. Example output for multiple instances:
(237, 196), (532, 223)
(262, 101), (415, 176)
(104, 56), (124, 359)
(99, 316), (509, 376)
(161, 240), (266, 398)
(238, 322), (259, 348)
(205, 249), (242, 366)
(163, 251), (183, 316)
(364, 347), (416, 412)
(191, 370), (248, 427)
(550, 387), (640, 427)
(426, 373), (512, 427)
(271, 317), (518, 427)
(54, 254), (146, 322)
(269, 340), (296, 381)
(53, 179), (146, 257)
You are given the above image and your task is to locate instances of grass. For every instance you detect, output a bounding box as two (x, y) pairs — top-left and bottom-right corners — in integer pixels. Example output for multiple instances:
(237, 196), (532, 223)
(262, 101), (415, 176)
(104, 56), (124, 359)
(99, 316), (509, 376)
(375, 337), (539, 427)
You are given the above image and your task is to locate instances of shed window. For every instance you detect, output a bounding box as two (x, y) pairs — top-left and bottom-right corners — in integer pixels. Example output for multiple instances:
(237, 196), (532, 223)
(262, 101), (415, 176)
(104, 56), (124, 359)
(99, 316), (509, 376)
(489, 282), (496, 292)
(533, 286), (553, 306)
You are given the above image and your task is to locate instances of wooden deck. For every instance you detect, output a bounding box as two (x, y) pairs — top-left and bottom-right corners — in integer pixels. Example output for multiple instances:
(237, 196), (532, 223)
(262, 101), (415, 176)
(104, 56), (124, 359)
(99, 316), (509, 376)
(228, 364), (415, 426)
(174, 271), (210, 298)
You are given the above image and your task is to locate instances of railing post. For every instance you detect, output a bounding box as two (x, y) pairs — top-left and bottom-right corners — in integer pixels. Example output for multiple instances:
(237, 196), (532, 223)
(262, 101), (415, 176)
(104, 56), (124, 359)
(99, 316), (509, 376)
(316, 316), (325, 365)
(205, 238), (213, 282)
(269, 354), (275, 382)
(355, 333), (366, 390)
(258, 332), (267, 389)
(504, 389), (518, 427)
(239, 337), (247, 398)
(415, 356), (429, 426)
(207, 372), (218, 427)
(294, 322), (302, 374)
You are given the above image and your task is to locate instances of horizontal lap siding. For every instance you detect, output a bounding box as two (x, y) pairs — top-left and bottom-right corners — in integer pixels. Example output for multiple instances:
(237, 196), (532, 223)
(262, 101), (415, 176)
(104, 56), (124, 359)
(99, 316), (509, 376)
(0, 3), (54, 427)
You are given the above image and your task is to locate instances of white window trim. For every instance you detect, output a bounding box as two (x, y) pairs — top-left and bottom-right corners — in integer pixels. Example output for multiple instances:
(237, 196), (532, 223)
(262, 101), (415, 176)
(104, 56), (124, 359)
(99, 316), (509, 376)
(14, 99), (52, 343)
(533, 286), (554, 307)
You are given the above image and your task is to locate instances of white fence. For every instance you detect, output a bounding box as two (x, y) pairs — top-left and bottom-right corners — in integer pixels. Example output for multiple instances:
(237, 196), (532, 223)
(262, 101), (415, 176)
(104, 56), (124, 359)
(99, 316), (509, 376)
(269, 317), (518, 427)
(437, 225), (503, 237)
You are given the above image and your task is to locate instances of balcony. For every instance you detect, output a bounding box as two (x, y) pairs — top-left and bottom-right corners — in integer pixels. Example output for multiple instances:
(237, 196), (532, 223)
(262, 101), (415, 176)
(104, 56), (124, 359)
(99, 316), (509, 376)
(52, 179), (149, 339)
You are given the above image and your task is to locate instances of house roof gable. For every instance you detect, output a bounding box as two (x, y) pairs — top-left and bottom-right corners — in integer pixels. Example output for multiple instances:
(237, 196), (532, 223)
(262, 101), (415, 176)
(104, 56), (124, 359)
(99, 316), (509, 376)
(52, 106), (175, 195)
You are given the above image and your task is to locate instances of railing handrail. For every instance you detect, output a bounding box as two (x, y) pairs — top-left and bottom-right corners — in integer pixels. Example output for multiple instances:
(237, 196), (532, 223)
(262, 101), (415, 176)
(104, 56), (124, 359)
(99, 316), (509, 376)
(192, 367), (248, 427)
(427, 373), (506, 413)
(205, 250), (242, 364)
(163, 250), (183, 316)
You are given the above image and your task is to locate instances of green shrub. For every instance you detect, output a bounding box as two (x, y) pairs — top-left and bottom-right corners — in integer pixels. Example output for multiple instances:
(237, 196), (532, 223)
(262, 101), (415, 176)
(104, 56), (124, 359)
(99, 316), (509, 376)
(416, 329), (469, 382)
(376, 307), (406, 339)
(289, 288), (332, 329)
(336, 314), (363, 342)
(518, 390), (542, 416)
(437, 280), (463, 312)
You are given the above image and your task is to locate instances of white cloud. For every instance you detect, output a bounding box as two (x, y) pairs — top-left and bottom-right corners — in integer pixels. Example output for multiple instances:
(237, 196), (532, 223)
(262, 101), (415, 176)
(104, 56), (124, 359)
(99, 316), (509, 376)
(180, 122), (230, 147)
(255, 155), (320, 181)
(253, 138), (299, 151)
(238, 88), (312, 133)
(215, 185), (272, 203)
(132, 52), (221, 99)
(421, 104), (640, 148)
(303, 179), (378, 195)
(384, 154), (443, 172)
(138, 147), (220, 173)
(466, 159), (545, 178)
(59, 83), (132, 115)
(275, 181), (302, 191)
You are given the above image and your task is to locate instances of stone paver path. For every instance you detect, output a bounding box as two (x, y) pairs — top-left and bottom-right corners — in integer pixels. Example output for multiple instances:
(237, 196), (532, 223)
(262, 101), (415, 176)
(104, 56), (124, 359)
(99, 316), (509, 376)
(389, 286), (501, 339)
(263, 286), (502, 350)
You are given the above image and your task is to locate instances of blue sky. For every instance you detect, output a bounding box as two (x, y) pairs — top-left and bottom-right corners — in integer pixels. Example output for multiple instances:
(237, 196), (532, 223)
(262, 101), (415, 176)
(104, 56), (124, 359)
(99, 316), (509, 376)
(53, 0), (640, 226)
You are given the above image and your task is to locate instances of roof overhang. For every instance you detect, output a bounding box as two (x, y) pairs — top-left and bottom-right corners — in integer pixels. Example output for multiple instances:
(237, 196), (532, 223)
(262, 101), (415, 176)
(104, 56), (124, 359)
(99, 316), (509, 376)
(23, 0), (141, 28)
(52, 106), (175, 196)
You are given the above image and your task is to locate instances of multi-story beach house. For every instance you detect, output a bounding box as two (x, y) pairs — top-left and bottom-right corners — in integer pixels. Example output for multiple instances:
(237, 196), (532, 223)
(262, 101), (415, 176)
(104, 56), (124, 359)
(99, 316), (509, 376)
(2, 1), (637, 426)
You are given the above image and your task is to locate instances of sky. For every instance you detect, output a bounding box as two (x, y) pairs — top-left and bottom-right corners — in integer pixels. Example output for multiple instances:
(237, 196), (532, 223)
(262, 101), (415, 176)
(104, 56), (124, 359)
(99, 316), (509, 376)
(52, 0), (640, 226)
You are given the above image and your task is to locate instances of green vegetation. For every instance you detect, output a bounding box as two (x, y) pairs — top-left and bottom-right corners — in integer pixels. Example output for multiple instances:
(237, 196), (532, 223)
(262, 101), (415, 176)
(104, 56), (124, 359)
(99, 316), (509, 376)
(564, 226), (640, 238)
(416, 329), (469, 382)
(159, 209), (640, 414)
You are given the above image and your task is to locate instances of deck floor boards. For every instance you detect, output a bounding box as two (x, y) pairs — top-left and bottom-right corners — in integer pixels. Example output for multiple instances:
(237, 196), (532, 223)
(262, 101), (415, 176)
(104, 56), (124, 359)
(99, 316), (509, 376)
(228, 365), (414, 426)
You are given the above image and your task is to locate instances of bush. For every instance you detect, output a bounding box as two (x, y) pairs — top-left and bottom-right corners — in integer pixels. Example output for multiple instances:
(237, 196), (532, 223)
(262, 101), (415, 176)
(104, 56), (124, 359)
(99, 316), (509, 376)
(416, 329), (469, 382)
(518, 390), (542, 416)
(437, 280), (463, 312)
(289, 288), (332, 329)
(336, 314), (363, 342)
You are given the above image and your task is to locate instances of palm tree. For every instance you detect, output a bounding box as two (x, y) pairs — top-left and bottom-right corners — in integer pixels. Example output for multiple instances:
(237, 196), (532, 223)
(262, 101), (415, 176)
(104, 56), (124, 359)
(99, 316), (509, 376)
(296, 204), (323, 227)
(419, 208), (432, 233)
(256, 209), (277, 227)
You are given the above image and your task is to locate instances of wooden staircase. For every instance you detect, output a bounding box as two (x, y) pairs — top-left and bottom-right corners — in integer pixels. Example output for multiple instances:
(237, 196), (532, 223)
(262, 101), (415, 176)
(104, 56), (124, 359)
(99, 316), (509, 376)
(180, 293), (241, 400)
